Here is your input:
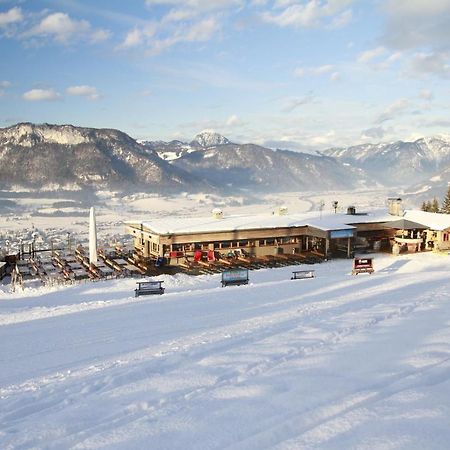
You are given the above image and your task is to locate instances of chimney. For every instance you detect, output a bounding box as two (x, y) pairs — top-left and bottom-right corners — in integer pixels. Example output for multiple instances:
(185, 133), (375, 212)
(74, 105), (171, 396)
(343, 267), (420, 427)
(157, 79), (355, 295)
(211, 208), (224, 219)
(276, 206), (288, 216)
(388, 198), (403, 216)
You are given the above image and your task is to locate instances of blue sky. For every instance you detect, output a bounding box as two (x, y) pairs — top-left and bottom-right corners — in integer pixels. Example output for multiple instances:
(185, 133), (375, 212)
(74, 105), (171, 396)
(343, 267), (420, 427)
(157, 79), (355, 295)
(0, 0), (449, 150)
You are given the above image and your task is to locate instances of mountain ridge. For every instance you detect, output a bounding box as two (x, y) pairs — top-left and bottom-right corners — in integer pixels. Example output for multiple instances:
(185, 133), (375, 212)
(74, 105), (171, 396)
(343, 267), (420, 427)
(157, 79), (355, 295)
(2, 122), (450, 197)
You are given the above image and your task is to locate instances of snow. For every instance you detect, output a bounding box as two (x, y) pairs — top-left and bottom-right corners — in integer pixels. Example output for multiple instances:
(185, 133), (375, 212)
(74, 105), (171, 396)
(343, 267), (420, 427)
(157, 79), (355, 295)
(2, 252), (450, 449)
(132, 208), (398, 235)
(404, 210), (450, 231)
(192, 130), (230, 147)
(1, 123), (90, 147)
(129, 207), (450, 236)
(134, 210), (360, 235)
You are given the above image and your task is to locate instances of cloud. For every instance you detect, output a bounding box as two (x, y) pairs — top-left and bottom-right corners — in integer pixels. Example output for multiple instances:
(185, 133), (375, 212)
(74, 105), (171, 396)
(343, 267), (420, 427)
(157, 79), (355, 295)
(419, 89), (434, 101)
(379, 1), (450, 79)
(119, 17), (219, 55)
(66, 85), (100, 100)
(146, 0), (242, 12)
(90, 29), (111, 43)
(163, 8), (198, 22)
(22, 88), (61, 101)
(330, 8), (352, 28)
(178, 113), (246, 135)
(330, 71), (340, 81)
(117, 22), (157, 49)
(226, 114), (245, 127)
(27, 12), (90, 43)
(420, 118), (450, 128)
(361, 126), (386, 140)
(357, 46), (386, 63)
(261, 0), (354, 28)
(0, 7), (23, 27)
(313, 64), (334, 74)
(24, 11), (110, 45)
(381, 0), (450, 51)
(118, 0), (243, 55)
(184, 17), (218, 41)
(0, 80), (11, 97)
(119, 28), (144, 49)
(281, 94), (315, 113)
(356, 46), (403, 71)
(407, 51), (450, 78)
(376, 98), (410, 123)
(293, 67), (305, 77)
(294, 64), (335, 77)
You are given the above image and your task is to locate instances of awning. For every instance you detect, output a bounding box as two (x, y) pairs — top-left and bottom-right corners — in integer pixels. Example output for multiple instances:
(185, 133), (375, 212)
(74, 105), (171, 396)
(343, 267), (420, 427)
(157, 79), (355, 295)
(383, 218), (428, 230)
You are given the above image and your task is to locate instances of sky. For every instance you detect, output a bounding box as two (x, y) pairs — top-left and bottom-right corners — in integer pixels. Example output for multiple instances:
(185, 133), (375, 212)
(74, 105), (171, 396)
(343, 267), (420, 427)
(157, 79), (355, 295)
(0, 0), (449, 151)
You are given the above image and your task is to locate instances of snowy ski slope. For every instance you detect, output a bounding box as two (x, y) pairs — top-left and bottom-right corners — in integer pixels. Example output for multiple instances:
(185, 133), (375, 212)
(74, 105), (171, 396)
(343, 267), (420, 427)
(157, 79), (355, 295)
(1, 253), (450, 449)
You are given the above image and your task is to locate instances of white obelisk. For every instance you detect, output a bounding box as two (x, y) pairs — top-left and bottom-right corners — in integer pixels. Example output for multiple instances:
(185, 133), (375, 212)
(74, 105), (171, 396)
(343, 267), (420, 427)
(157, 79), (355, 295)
(89, 206), (98, 265)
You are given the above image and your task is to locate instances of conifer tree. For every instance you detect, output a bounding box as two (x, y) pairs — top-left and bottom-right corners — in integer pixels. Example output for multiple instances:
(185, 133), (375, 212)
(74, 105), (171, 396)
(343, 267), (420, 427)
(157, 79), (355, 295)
(421, 201), (428, 211)
(431, 198), (440, 213)
(425, 200), (432, 212)
(442, 187), (450, 214)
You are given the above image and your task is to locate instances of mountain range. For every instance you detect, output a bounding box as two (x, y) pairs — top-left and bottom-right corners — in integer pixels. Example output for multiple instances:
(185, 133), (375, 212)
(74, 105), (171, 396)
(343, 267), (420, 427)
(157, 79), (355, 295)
(0, 122), (449, 198)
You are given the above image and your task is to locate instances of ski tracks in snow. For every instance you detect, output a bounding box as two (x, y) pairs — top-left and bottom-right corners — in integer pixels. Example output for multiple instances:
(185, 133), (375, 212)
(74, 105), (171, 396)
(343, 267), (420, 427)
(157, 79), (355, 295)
(1, 257), (450, 448)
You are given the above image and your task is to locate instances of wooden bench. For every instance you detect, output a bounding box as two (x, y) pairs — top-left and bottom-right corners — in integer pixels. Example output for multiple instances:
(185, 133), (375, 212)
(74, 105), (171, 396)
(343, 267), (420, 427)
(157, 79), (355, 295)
(352, 257), (374, 275)
(221, 269), (249, 287)
(135, 280), (165, 297)
(291, 270), (315, 280)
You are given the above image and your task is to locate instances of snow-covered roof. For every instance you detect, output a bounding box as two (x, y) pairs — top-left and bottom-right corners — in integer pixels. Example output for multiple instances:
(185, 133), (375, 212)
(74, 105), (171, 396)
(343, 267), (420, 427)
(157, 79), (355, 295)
(127, 208), (450, 236)
(343, 209), (395, 225)
(403, 210), (450, 231)
(128, 211), (357, 236)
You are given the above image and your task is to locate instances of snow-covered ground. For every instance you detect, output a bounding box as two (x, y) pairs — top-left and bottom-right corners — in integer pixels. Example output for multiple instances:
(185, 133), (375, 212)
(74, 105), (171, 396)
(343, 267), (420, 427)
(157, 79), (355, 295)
(1, 252), (450, 449)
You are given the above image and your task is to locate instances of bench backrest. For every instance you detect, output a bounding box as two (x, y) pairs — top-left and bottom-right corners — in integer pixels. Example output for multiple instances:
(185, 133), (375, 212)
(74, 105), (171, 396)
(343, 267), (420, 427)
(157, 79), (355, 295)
(292, 270), (315, 279)
(137, 281), (163, 289)
(222, 269), (248, 283)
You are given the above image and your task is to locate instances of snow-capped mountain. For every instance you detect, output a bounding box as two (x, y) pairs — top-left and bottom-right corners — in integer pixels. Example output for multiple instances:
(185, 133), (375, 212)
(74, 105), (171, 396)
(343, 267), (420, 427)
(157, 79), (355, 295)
(3, 122), (450, 196)
(190, 130), (231, 148)
(323, 136), (450, 186)
(141, 130), (231, 161)
(0, 123), (210, 192)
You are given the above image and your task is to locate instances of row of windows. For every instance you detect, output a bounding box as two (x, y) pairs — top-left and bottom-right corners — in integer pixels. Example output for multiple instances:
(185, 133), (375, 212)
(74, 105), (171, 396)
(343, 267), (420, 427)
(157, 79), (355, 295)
(169, 237), (303, 251)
